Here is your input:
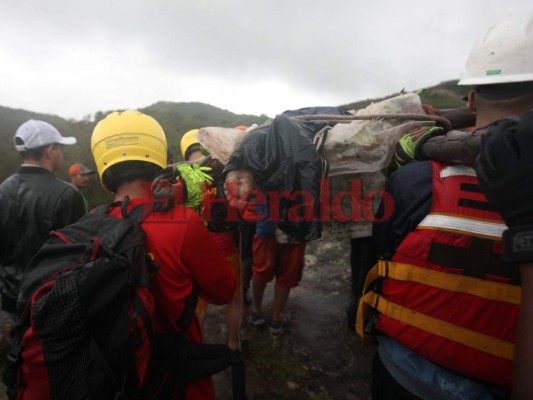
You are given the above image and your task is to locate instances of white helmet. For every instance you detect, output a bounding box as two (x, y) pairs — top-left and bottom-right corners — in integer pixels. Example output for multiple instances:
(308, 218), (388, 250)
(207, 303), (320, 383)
(458, 12), (533, 86)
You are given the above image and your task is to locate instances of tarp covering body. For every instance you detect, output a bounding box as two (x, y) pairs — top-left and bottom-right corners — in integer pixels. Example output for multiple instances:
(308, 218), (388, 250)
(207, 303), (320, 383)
(223, 107), (351, 242)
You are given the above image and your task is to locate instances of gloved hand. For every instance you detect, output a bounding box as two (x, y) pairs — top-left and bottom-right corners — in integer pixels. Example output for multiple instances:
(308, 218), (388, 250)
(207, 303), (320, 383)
(475, 110), (533, 261)
(176, 163), (214, 211)
(394, 126), (446, 168)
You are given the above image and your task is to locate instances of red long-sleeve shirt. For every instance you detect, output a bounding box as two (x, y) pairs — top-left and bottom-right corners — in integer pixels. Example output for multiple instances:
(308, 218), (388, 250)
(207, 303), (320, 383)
(110, 198), (237, 399)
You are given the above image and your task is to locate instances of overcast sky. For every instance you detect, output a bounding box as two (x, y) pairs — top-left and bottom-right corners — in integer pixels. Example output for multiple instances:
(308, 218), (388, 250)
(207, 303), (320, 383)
(0, 1), (530, 120)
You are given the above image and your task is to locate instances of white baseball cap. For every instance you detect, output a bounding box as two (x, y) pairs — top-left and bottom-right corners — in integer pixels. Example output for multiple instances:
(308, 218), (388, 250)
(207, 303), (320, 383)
(14, 119), (77, 151)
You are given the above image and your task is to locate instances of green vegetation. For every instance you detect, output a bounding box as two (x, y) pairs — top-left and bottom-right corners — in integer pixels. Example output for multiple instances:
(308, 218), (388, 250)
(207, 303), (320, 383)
(341, 79), (470, 110)
(0, 102), (267, 206)
(0, 80), (471, 207)
(247, 334), (308, 385)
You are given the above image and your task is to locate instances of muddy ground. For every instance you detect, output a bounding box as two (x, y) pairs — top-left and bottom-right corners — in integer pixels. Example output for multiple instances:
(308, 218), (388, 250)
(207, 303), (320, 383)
(0, 238), (375, 399)
(206, 239), (375, 400)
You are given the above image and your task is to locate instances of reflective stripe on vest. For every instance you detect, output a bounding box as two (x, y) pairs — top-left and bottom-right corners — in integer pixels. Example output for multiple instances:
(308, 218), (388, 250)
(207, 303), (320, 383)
(418, 213), (507, 240)
(360, 288), (514, 360)
(356, 161), (518, 387)
(440, 165), (477, 178)
(357, 260), (520, 359)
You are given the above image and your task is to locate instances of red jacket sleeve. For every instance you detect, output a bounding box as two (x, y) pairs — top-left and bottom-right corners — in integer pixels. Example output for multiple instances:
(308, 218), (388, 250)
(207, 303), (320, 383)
(141, 205), (236, 335)
(180, 216), (237, 305)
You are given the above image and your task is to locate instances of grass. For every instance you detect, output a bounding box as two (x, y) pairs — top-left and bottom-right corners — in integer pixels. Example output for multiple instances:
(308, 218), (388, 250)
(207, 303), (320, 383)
(247, 332), (309, 387)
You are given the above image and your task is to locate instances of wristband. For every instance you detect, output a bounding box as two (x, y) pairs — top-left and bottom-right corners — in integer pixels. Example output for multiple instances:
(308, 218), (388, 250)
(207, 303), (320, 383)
(502, 225), (533, 263)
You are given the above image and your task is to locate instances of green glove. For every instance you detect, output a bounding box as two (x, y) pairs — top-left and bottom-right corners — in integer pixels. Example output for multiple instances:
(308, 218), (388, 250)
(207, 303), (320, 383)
(176, 163), (214, 210)
(394, 126), (446, 168)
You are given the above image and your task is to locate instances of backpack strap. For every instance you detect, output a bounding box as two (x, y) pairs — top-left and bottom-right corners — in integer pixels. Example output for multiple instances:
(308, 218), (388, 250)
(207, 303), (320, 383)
(91, 204), (110, 215)
(3, 323), (26, 399)
(132, 291), (155, 349)
(96, 196), (155, 223)
(139, 284), (200, 400)
(141, 281), (246, 400)
(172, 284), (247, 400)
(119, 196), (155, 223)
(3, 303), (33, 399)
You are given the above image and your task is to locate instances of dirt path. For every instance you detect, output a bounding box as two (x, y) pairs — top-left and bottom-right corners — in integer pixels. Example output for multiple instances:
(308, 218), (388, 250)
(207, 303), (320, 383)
(0, 239), (375, 400)
(206, 239), (375, 400)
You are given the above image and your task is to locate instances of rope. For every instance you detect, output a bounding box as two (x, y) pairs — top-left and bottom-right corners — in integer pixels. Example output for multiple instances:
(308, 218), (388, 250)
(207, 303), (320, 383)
(290, 113), (452, 131)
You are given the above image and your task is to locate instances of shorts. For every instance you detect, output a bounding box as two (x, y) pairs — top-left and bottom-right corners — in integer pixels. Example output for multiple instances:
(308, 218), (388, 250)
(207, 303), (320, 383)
(252, 236), (306, 289)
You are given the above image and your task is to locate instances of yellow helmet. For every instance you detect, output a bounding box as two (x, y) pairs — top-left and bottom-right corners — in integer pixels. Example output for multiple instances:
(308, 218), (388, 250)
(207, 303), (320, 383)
(180, 129), (200, 159)
(91, 110), (167, 184)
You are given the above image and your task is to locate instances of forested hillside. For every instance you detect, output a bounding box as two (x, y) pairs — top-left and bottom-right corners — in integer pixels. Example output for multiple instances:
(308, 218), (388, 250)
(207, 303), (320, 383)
(0, 102), (268, 205)
(0, 79), (470, 206)
(342, 80), (469, 110)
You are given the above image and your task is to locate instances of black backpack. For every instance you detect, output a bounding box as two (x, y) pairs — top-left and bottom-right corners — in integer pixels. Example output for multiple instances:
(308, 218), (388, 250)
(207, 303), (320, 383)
(3, 198), (245, 400)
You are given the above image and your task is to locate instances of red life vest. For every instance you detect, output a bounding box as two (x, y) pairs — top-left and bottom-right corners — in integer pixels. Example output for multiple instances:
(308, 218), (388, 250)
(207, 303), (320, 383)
(357, 161), (520, 387)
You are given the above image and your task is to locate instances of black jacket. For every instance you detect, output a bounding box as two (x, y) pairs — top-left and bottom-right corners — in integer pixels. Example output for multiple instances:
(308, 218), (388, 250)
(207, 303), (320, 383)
(223, 107), (350, 242)
(372, 160), (432, 257)
(0, 166), (85, 312)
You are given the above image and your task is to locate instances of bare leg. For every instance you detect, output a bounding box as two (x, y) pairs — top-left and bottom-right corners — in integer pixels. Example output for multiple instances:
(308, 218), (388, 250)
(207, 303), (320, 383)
(227, 260), (244, 350)
(196, 305), (208, 334)
(226, 297), (243, 350)
(271, 284), (290, 321)
(251, 279), (267, 314)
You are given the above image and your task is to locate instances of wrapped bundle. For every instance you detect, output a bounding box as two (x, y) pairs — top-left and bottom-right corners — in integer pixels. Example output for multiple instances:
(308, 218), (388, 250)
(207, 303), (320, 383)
(196, 126), (250, 165)
(323, 93), (433, 176)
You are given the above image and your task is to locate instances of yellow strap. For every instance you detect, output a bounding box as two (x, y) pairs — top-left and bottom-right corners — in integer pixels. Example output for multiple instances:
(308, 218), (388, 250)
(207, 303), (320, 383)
(363, 291), (514, 360)
(362, 262), (380, 295)
(355, 260), (519, 358)
(377, 260), (521, 305)
(356, 290), (376, 343)
(356, 262), (389, 341)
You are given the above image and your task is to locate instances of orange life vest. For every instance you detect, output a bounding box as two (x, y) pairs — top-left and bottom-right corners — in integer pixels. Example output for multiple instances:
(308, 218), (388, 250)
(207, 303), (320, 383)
(357, 161), (520, 387)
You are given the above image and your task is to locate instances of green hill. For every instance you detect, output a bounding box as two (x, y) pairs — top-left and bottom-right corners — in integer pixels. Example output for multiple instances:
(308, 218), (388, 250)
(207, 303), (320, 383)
(0, 102), (268, 205)
(137, 101), (269, 160)
(341, 79), (469, 110)
(0, 80), (471, 206)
